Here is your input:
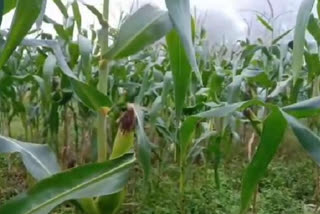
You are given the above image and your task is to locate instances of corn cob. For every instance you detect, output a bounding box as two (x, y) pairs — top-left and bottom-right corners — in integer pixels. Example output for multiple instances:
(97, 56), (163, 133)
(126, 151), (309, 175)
(97, 104), (136, 214)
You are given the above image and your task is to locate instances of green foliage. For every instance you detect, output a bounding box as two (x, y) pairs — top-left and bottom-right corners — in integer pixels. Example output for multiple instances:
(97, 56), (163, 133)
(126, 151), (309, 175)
(166, 30), (192, 120)
(0, 154), (135, 214)
(3, 0), (17, 15)
(2, 0), (320, 213)
(104, 5), (172, 59)
(0, 135), (60, 180)
(292, 0), (315, 81)
(0, 0), (44, 68)
(128, 157), (315, 214)
(257, 15), (273, 32)
(165, 0), (201, 83)
(0, 0), (3, 26)
(240, 108), (287, 214)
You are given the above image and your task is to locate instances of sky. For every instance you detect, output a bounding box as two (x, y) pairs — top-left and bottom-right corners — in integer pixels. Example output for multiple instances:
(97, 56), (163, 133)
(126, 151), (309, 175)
(2, 0), (307, 44)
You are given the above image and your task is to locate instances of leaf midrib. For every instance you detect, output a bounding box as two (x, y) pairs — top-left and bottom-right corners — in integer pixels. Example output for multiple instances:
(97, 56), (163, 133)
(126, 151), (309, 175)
(107, 10), (167, 58)
(1, 136), (52, 177)
(25, 157), (135, 214)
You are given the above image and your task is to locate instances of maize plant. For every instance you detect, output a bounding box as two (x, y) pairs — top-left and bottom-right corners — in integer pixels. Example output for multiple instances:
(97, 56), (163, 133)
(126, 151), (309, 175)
(1, 0), (320, 213)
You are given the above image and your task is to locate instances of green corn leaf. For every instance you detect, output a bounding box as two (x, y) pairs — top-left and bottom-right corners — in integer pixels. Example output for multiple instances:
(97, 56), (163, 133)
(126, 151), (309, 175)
(195, 100), (264, 119)
(227, 75), (243, 103)
(49, 39), (111, 110)
(53, 24), (70, 41)
(0, 154), (135, 214)
(305, 51), (320, 81)
(257, 15), (273, 32)
(179, 116), (199, 163)
(70, 78), (112, 111)
(78, 35), (93, 81)
(283, 96), (320, 118)
(0, 135), (60, 180)
(268, 77), (292, 99)
(165, 0), (201, 84)
(72, 0), (82, 31)
(0, 0), (44, 68)
(318, 0), (320, 18)
(42, 54), (56, 104)
(283, 112), (320, 164)
(3, 0), (17, 14)
(133, 104), (152, 180)
(18, 39), (112, 111)
(308, 14), (320, 45)
(0, 0), (3, 26)
(52, 0), (68, 18)
(240, 44), (262, 68)
(240, 107), (287, 214)
(104, 4), (173, 59)
(81, 3), (108, 27)
(135, 69), (150, 105)
(166, 29), (192, 120)
(292, 0), (315, 81)
(272, 28), (293, 45)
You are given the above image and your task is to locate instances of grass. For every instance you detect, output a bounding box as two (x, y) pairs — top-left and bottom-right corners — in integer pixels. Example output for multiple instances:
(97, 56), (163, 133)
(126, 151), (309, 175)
(126, 154), (316, 214)
(0, 148), (317, 214)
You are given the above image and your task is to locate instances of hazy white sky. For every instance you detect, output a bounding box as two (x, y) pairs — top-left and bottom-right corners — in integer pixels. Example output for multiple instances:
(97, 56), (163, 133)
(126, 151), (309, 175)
(2, 0), (306, 43)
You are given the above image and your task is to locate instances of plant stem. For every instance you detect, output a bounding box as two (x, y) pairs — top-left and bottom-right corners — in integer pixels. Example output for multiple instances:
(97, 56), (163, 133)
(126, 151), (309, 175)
(97, 0), (110, 163)
(179, 160), (185, 214)
(97, 60), (109, 162)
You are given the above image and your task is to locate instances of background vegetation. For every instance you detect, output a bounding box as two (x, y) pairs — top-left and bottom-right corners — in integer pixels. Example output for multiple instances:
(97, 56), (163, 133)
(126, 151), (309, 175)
(1, 0), (320, 213)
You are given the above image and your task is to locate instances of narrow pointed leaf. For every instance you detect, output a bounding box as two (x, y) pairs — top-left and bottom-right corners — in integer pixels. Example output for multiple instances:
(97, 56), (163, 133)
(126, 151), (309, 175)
(51, 41), (112, 110)
(0, 154), (135, 214)
(52, 0), (68, 18)
(103, 4), (173, 59)
(165, 0), (201, 83)
(195, 100), (264, 119)
(179, 116), (199, 162)
(0, 0), (3, 26)
(227, 75), (243, 103)
(70, 78), (112, 111)
(240, 108), (287, 214)
(257, 15), (273, 32)
(292, 0), (315, 81)
(305, 51), (320, 80)
(272, 28), (293, 44)
(17, 38), (112, 110)
(0, 0), (44, 68)
(0, 135), (60, 180)
(308, 14), (320, 45)
(166, 29), (192, 120)
(133, 105), (151, 180)
(283, 112), (320, 164)
(72, 0), (82, 31)
(3, 0), (17, 15)
(283, 96), (320, 118)
(81, 3), (107, 27)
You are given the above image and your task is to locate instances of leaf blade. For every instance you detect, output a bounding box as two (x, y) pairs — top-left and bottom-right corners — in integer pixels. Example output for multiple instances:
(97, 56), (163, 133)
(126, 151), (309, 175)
(283, 96), (320, 118)
(0, 154), (135, 214)
(283, 112), (320, 164)
(0, 0), (3, 26)
(165, 0), (201, 83)
(240, 108), (287, 214)
(166, 29), (192, 120)
(104, 4), (172, 59)
(0, 135), (60, 180)
(292, 0), (315, 81)
(0, 0), (44, 68)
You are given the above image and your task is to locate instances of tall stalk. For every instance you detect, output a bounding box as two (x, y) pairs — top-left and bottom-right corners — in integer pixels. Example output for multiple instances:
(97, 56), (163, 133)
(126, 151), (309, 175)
(97, 0), (110, 162)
